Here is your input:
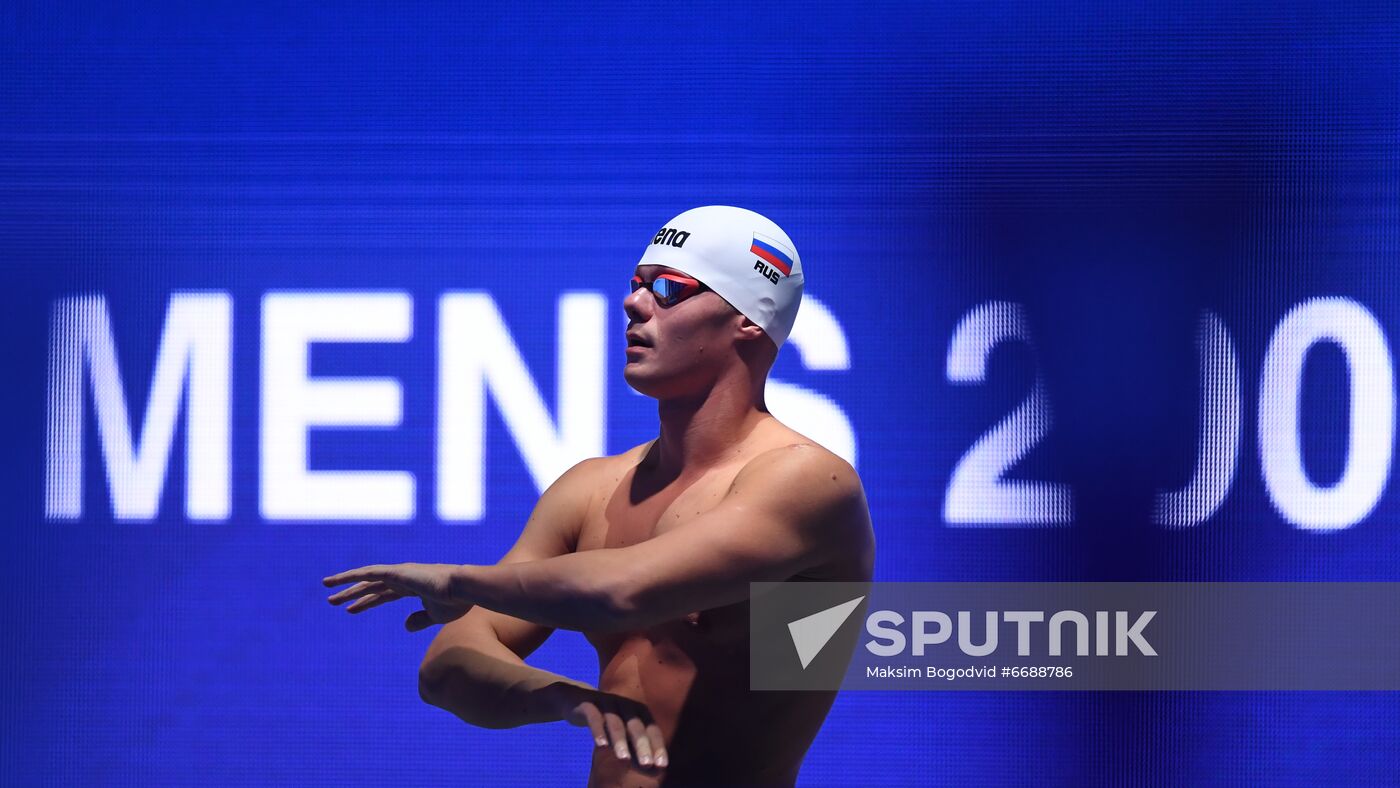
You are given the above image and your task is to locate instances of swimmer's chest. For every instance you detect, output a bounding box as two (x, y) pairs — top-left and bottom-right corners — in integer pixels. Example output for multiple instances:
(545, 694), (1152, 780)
(577, 463), (739, 551)
(576, 464), (748, 642)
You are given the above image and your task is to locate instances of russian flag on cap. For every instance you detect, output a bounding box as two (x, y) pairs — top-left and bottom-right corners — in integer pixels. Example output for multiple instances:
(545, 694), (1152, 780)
(750, 233), (794, 276)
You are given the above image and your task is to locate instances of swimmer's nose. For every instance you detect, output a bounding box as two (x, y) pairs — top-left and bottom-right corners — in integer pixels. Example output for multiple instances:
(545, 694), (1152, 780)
(623, 285), (654, 323)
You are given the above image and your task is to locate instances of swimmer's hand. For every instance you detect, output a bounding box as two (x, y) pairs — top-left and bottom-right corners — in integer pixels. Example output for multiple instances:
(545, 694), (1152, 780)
(548, 684), (669, 770)
(323, 563), (472, 631)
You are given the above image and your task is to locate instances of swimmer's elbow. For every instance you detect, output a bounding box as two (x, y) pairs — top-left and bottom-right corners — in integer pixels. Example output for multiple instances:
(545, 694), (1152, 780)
(416, 661), (460, 715)
(592, 567), (666, 632)
(417, 653), (514, 729)
(417, 660), (453, 709)
(569, 579), (639, 633)
(596, 591), (644, 633)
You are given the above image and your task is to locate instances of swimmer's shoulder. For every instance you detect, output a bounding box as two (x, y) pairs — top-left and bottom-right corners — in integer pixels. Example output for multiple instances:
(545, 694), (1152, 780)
(734, 437), (866, 508)
(742, 417), (864, 490)
(731, 436), (874, 580)
(549, 440), (656, 499)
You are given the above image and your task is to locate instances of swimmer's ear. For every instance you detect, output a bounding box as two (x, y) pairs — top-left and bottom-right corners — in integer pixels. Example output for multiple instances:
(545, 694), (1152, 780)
(735, 316), (766, 342)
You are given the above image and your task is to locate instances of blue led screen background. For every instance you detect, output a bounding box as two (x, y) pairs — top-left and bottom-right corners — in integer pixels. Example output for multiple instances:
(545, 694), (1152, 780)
(2, 2), (1399, 785)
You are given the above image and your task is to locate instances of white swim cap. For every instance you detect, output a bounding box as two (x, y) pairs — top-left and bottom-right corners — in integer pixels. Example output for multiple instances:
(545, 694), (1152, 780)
(636, 206), (804, 348)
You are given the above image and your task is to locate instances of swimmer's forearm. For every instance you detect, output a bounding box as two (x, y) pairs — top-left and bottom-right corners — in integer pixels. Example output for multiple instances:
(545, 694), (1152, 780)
(419, 645), (594, 730)
(450, 552), (637, 631)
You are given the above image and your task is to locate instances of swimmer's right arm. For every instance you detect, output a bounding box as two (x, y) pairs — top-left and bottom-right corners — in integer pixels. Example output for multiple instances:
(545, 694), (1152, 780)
(417, 635), (594, 729)
(416, 458), (599, 729)
(415, 458), (670, 765)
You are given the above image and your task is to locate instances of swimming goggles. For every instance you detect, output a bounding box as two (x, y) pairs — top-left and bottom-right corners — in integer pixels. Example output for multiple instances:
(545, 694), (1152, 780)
(630, 273), (709, 307)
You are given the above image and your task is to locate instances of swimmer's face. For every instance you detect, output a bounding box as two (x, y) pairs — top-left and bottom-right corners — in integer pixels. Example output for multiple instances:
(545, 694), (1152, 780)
(623, 264), (748, 398)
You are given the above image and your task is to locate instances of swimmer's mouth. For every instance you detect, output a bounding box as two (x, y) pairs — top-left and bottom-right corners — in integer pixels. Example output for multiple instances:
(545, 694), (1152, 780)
(625, 332), (652, 348)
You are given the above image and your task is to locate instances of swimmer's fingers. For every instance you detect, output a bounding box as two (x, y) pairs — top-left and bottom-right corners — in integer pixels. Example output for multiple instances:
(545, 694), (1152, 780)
(328, 580), (395, 608)
(328, 580), (402, 607)
(566, 701), (608, 748)
(603, 711), (630, 761)
(344, 590), (407, 614)
(326, 579), (410, 613)
(563, 692), (664, 767)
(322, 565), (392, 587)
(645, 722), (668, 769)
(624, 717), (654, 768)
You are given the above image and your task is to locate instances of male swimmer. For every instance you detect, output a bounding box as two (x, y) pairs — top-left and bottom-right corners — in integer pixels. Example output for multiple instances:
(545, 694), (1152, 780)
(323, 206), (875, 787)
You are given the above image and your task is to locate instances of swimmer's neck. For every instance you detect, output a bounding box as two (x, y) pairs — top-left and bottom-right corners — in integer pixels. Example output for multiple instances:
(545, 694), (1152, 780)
(650, 372), (771, 477)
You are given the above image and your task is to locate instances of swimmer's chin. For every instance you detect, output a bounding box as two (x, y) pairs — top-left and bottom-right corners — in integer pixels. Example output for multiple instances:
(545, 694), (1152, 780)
(622, 367), (658, 397)
(622, 365), (676, 400)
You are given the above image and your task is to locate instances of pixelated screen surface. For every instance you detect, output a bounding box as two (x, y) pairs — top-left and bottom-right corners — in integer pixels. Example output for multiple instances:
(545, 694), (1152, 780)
(2, 1), (1398, 785)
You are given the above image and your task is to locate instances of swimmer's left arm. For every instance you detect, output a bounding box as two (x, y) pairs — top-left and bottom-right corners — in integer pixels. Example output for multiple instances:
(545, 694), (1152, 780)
(452, 444), (873, 631)
(325, 445), (873, 632)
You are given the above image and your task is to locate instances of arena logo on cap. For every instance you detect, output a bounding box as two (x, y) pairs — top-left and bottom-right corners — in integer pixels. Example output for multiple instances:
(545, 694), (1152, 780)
(652, 227), (691, 248)
(750, 233), (794, 284)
